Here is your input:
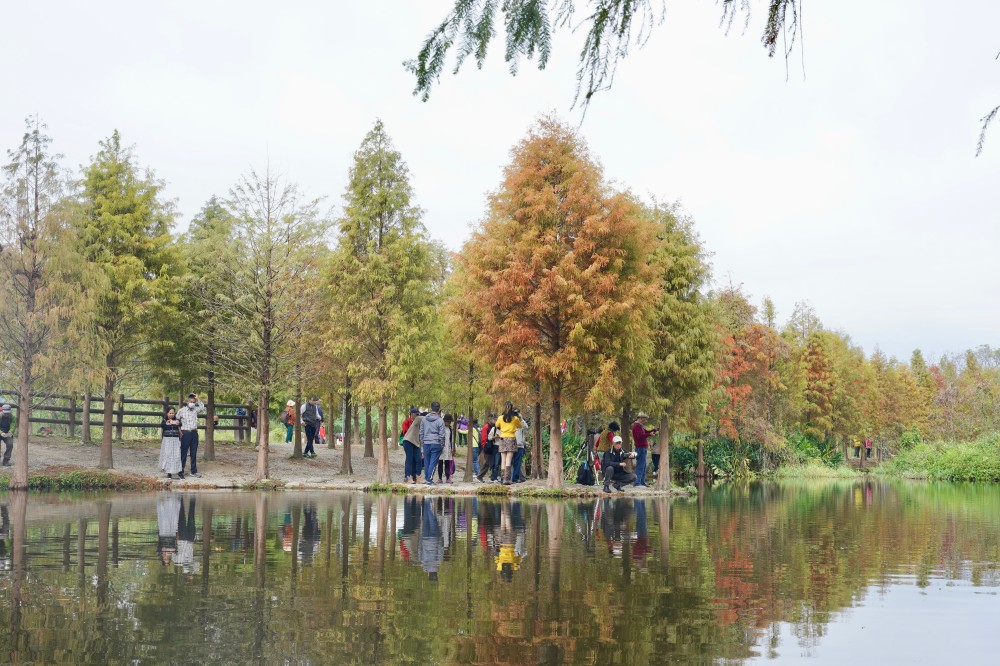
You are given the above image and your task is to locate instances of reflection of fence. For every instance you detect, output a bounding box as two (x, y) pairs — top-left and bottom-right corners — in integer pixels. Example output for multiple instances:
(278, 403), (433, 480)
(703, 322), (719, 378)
(0, 391), (252, 441)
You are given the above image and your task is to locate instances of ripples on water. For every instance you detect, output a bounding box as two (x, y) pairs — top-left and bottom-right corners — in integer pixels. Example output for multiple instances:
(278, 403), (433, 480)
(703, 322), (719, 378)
(0, 480), (998, 664)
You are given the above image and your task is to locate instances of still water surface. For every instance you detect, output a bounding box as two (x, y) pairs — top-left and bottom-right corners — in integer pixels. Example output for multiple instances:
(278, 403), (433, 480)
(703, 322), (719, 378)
(0, 481), (998, 664)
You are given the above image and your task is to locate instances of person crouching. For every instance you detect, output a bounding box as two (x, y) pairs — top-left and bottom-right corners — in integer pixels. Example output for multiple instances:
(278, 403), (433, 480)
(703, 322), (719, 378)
(602, 435), (637, 493)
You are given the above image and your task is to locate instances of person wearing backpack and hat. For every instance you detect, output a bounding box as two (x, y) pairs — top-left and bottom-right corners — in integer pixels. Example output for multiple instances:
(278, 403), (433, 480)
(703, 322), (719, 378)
(0, 404), (13, 467)
(281, 400), (295, 443)
(300, 397), (323, 458)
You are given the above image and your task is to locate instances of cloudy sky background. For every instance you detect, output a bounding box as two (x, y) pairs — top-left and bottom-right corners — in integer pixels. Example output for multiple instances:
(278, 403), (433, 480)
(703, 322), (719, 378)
(2, 0), (998, 361)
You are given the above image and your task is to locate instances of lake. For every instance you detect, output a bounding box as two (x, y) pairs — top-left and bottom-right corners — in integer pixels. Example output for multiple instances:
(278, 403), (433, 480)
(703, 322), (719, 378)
(0, 480), (998, 664)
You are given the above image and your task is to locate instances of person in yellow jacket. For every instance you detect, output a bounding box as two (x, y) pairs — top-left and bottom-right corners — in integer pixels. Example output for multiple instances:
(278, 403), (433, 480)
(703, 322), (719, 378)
(494, 402), (523, 485)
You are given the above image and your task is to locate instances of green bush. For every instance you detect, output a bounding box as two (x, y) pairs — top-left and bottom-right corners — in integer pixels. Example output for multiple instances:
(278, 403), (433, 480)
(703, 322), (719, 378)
(880, 434), (1000, 481)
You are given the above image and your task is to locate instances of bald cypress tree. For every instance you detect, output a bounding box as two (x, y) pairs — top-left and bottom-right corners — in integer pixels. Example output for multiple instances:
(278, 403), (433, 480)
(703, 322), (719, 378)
(328, 120), (439, 484)
(76, 131), (181, 469)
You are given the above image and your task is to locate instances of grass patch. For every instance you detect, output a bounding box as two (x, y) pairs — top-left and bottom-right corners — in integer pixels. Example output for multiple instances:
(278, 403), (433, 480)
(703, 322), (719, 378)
(241, 479), (287, 491)
(476, 484), (510, 496)
(772, 461), (860, 479)
(878, 435), (1000, 482)
(0, 466), (162, 491)
(366, 483), (411, 494)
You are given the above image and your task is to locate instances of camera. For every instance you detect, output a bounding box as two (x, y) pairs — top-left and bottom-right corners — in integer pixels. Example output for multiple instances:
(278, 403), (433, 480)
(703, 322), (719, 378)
(627, 452), (638, 459)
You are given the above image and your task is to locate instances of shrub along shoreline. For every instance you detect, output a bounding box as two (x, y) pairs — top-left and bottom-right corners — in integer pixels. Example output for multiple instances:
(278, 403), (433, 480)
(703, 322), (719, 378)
(876, 435), (1000, 482)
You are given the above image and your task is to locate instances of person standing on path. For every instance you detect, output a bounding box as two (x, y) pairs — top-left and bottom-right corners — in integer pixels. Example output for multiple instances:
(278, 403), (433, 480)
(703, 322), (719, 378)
(476, 414), (498, 482)
(281, 400), (295, 443)
(401, 408), (424, 483)
(159, 407), (183, 479)
(178, 393), (204, 478)
(630, 412), (657, 487)
(300, 397), (323, 458)
(0, 405), (13, 467)
(511, 409), (527, 482)
(438, 413), (455, 483)
(495, 402), (523, 486)
(419, 402), (446, 486)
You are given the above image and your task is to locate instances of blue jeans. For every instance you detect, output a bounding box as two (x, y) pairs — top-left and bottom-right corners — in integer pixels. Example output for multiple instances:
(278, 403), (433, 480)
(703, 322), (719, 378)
(634, 448), (648, 485)
(512, 447), (525, 481)
(423, 444), (443, 484)
(472, 447), (480, 475)
(403, 441), (422, 480)
(492, 452), (501, 481)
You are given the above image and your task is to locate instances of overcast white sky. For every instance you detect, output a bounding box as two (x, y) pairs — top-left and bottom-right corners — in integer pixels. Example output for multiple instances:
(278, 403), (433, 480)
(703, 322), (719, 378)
(2, 1), (998, 361)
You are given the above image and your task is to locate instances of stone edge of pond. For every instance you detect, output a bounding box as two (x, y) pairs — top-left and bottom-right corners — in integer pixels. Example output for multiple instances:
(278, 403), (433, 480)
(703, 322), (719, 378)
(0, 466), (695, 498)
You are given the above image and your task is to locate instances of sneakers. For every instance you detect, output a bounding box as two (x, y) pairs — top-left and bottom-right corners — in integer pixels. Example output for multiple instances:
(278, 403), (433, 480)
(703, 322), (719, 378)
(614, 483), (624, 492)
(2, 461), (12, 467)
(177, 472), (185, 479)
(603, 485), (612, 493)
(166, 474), (173, 479)
(191, 472), (202, 478)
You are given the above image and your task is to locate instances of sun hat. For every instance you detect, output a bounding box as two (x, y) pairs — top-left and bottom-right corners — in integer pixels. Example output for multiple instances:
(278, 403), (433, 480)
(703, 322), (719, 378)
(637, 412), (649, 419)
(286, 400), (295, 407)
(1, 404), (10, 413)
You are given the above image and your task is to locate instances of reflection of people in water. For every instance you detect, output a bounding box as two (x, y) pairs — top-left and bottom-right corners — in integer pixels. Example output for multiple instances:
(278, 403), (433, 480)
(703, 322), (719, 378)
(420, 498), (444, 581)
(493, 502), (525, 582)
(156, 494), (181, 565)
(399, 495), (422, 563)
(299, 503), (321, 566)
(632, 500), (650, 568)
(281, 511), (293, 552)
(598, 498), (634, 557)
(176, 496), (199, 574)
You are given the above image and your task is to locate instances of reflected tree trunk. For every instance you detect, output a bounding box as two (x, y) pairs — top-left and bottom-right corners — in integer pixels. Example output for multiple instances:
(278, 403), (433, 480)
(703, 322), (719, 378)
(112, 518), (120, 566)
(62, 522), (71, 571)
(656, 499), (671, 576)
(201, 502), (213, 596)
(376, 495), (389, 575)
(362, 497), (372, 565)
(96, 501), (111, 609)
(291, 503), (301, 582)
(9, 492), (28, 664)
(253, 493), (268, 666)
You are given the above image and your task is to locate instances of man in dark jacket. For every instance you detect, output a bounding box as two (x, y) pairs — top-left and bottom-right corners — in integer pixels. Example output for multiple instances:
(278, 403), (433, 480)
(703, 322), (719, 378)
(602, 435), (637, 493)
(0, 404), (13, 467)
(476, 413), (498, 482)
(419, 402), (446, 486)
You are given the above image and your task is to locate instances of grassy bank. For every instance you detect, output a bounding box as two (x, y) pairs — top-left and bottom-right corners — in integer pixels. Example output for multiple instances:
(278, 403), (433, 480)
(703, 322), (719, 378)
(0, 466), (163, 491)
(771, 461), (860, 479)
(878, 435), (1000, 481)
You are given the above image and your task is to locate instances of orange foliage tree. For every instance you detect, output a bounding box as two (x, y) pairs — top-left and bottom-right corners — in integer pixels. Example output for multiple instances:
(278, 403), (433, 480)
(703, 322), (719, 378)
(449, 118), (659, 488)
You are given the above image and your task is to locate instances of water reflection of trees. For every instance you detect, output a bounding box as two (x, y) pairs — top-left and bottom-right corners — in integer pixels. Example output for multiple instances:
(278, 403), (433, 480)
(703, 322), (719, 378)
(0, 482), (997, 663)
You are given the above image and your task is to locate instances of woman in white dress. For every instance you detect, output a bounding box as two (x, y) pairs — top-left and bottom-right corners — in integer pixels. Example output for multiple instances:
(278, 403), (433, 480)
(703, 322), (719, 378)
(159, 408), (183, 479)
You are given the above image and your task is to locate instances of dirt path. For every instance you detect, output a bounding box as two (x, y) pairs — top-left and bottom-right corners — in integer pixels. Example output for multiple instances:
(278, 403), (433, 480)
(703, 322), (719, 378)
(0, 435), (679, 497)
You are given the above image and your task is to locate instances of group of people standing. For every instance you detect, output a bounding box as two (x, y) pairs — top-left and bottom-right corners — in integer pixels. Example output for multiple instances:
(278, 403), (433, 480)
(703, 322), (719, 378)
(159, 393), (206, 480)
(592, 412), (659, 491)
(401, 402), (457, 485)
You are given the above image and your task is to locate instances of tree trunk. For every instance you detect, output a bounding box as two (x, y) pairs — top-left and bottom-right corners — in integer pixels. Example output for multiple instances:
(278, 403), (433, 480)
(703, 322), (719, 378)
(622, 402), (633, 451)
(254, 388), (270, 481)
(292, 386), (303, 458)
(532, 398), (544, 479)
(205, 384), (216, 461)
(364, 406), (374, 458)
(99, 367), (115, 469)
(352, 405), (361, 449)
(463, 404), (475, 482)
(376, 406), (391, 483)
(391, 406), (399, 451)
(340, 378), (354, 475)
(11, 357), (32, 489)
(696, 436), (706, 478)
(546, 386), (563, 489)
(82, 392), (92, 444)
(327, 391), (336, 449)
(656, 416), (671, 490)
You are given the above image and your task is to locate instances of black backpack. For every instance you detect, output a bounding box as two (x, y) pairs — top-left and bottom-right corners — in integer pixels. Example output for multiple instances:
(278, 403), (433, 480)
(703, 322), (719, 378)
(576, 460), (596, 486)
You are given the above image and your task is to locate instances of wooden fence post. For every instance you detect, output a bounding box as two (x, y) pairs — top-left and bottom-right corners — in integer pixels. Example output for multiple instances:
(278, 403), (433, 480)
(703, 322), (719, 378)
(115, 394), (125, 441)
(82, 393), (92, 444)
(68, 396), (77, 438)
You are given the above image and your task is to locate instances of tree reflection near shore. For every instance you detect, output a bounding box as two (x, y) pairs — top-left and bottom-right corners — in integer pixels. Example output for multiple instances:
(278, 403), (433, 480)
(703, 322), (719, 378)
(0, 481), (998, 664)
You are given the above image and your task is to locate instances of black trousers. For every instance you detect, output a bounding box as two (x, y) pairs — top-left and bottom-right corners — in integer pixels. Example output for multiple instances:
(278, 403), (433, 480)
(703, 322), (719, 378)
(304, 423), (319, 455)
(1, 435), (12, 464)
(603, 468), (636, 488)
(180, 430), (199, 474)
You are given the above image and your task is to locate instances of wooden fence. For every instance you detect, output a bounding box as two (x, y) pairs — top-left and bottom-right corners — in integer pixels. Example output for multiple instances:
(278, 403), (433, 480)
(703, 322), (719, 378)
(0, 391), (253, 441)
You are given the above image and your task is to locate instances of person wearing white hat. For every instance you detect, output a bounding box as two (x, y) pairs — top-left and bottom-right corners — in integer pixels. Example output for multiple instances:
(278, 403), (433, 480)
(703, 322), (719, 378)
(281, 400), (296, 443)
(0, 404), (13, 467)
(601, 435), (636, 493)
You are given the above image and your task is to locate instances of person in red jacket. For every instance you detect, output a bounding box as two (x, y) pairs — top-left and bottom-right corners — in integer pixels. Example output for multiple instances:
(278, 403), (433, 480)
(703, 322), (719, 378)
(630, 412), (657, 487)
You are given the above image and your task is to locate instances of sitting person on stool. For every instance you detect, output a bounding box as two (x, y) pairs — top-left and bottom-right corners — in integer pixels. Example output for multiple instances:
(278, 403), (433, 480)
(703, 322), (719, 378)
(602, 435), (637, 492)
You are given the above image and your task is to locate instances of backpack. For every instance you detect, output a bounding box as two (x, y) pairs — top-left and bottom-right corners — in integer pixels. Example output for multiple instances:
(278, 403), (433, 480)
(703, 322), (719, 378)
(576, 460), (596, 486)
(279, 409), (290, 425)
(303, 403), (319, 425)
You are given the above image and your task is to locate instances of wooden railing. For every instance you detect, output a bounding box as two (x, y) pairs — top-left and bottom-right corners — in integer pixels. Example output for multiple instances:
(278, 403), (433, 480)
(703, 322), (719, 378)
(0, 391), (253, 441)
